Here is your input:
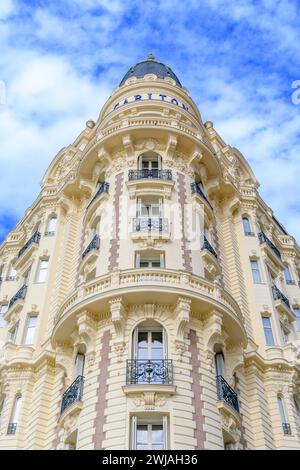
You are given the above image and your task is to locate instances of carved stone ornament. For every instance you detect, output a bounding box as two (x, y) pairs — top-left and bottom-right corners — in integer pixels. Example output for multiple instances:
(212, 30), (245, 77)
(132, 392), (168, 410)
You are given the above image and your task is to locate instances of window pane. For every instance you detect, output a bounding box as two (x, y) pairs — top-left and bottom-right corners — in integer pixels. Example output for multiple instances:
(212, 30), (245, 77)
(277, 397), (286, 422)
(48, 217), (57, 233)
(243, 218), (251, 234)
(151, 261), (161, 268)
(152, 425), (163, 443)
(138, 332), (148, 347)
(140, 261), (150, 268)
(152, 332), (163, 347)
(262, 317), (275, 346)
(152, 444), (164, 450)
(137, 425), (148, 444)
(0, 304), (8, 328)
(251, 260), (261, 283)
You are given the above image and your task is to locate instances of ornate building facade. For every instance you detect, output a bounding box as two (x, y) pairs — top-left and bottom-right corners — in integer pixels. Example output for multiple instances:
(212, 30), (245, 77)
(0, 54), (300, 450)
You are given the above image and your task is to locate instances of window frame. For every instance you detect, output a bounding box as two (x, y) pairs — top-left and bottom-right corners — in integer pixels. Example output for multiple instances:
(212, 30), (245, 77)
(23, 315), (38, 345)
(262, 316), (275, 346)
(250, 259), (262, 283)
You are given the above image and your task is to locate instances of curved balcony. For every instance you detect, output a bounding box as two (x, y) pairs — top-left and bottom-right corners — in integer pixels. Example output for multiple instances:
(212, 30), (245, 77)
(52, 268), (246, 346)
(60, 375), (84, 416)
(216, 375), (239, 413)
(127, 169), (174, 199)
(126, 359), (173, 385)
(5, 284), (27, 320)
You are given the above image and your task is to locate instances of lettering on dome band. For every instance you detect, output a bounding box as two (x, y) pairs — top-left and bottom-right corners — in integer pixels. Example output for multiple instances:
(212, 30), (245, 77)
(108, 92), (193, 116)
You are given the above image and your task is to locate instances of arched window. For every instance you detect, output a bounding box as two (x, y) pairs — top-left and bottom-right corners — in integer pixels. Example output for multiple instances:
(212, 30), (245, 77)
(74, 352), (85, 379)
(138, 152), (162, 176)
(7, 395), (22, 435)
(242, 217), (253, 236)
(45, 215), (57, 236)
(215, 352), (225, 378)
(277, 395), (291, 435)
(129, 321), (169, 385)
(284, 265), (293, 284)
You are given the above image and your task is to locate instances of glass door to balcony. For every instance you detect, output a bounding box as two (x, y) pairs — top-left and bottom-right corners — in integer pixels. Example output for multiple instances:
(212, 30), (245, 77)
(133, 324), (167, 384)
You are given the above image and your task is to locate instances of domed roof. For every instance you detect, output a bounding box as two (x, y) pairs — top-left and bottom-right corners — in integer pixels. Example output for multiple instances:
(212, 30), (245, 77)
(119, 53), (182, 87)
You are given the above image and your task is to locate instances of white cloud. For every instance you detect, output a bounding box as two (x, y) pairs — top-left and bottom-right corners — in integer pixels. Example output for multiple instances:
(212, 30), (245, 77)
(0, 0), (15, 19)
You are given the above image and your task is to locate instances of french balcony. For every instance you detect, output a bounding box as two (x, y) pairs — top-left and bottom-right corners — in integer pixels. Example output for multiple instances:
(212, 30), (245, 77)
(82, 234), (100, 260)
(60, 375), (84, 416)
(7, 423), (17, 435)
(126, 359), (173, 385)
(216, 375), (239, 414)
(80, 235), (100, 275)
(6, 284), (27, 319)
(200, 236), (221, 277)
(127, 170), (174, 199)
(15, 231), (41, 269)
(282, 422), (291, 435)
(258, 232), (283, 268)
(131, 217), (170, 242)
(123, 359), (176, 401)
(191, 182), (213, 212)
(271, 284), (294, 321)
(85, 183), (109, 222)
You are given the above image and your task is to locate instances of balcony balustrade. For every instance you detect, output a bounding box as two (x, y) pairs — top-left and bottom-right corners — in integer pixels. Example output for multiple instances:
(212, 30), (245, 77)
(272, 284), (290, 309)
(282, 422), (291, 435)
(126, 359), (173, 385)
(191, 182), (213, 210)
(7, 423), (17, 435)
(18, 231), (40, 259)
(8, 284), (27, 310)
(202, 236), (218, 259)
(133, 217), (168, 233)
(87, 182), (109, 209)
(128, 169), (172, 181)
(258, 231), (281, 260)
(60, 375), (84, 415)
(216, 375), (239, 413)
(82, 234), (100, 260)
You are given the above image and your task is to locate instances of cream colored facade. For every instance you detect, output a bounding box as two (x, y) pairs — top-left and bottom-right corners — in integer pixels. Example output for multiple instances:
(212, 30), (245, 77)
(0, 55), (300, 450)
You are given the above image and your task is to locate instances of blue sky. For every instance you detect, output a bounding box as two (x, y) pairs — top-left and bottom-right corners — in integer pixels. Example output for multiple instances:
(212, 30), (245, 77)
(0, 0), (300, 243)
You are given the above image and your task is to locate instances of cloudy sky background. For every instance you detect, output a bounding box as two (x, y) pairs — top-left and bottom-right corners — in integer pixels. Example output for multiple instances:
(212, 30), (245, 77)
(0, 0), (299, 243)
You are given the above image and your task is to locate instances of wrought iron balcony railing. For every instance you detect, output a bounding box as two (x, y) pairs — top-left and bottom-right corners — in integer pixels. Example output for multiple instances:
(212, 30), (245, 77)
(7, 422), (17, 435)
(191, 182), (213, 210)
(216, 375), (239, 413)
(61, 375), (84, 415)
(282, 422), (291, 435)
(82, 234), (100, 260)
(258, 231), (281, 260)
(126, 359), (173, 385)
(8, 284), (27, 310)
(202, 235), (218, 259)
(128, 169), (172, 181)
(87, 182), (109, 209)
(133, 217), (168, 233)
(272, 284), (290, 309)
(18, 231), (41, 259)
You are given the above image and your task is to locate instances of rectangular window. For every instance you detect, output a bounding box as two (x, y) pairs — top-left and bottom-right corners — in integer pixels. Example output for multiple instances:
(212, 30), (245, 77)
(250, 260), (261, 283)
(0, 304), (8, 328)
(37, 260), (49, 283)
(262, 316), (275, 346)
(131, 416), (167, 450)
(136, 253), (164, 268)
(24, 316), (38, 345)
(9, 322), (19, 343)
(294, 308), (300, 331)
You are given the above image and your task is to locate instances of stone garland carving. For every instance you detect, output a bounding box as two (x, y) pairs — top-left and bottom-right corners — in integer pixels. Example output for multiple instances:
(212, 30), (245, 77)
(131, 392), (168, 411)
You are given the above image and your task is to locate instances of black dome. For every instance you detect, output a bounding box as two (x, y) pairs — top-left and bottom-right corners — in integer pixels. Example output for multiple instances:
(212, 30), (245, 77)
(119, 53), (182, 87)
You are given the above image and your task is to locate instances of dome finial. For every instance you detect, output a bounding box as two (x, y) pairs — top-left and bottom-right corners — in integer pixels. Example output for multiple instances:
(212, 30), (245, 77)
(147, 52), (155, 61)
